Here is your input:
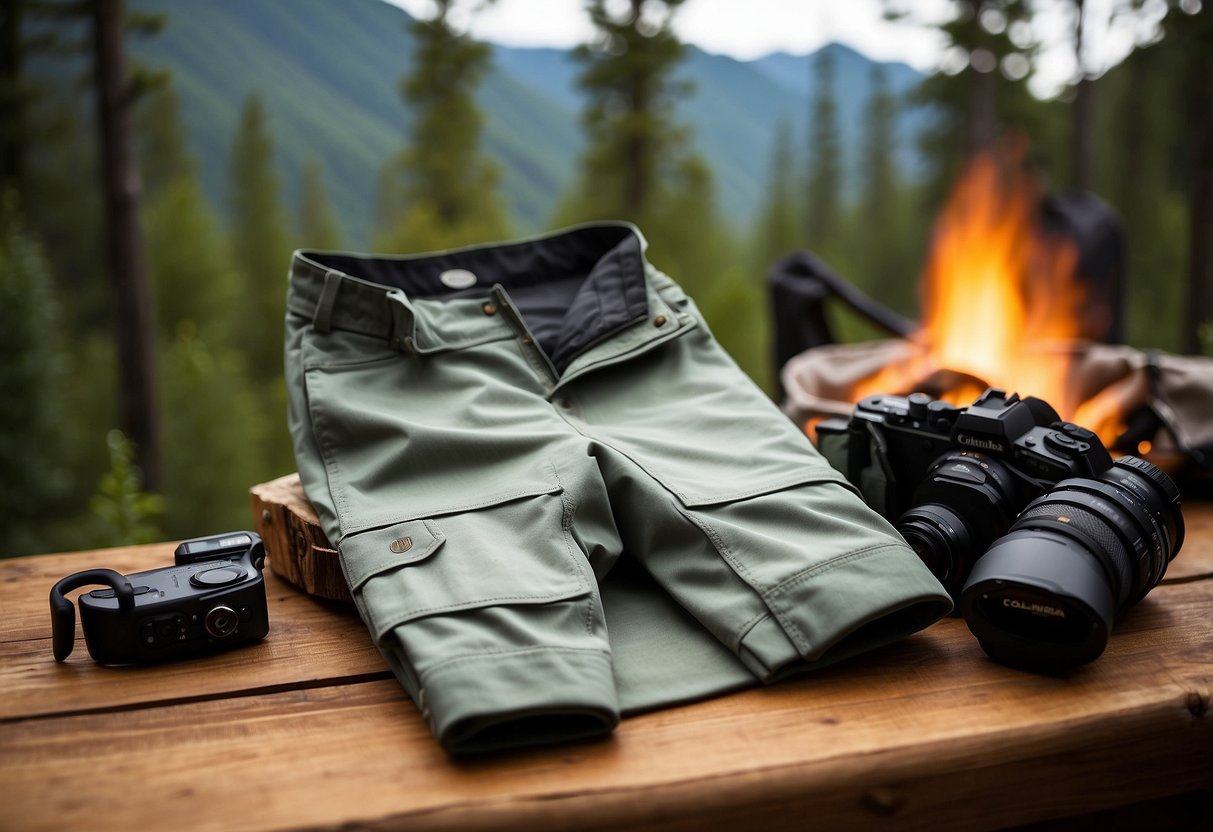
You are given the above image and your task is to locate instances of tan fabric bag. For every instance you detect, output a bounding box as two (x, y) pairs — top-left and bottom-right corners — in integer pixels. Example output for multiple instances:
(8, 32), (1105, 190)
(781, 340), (1213, 478)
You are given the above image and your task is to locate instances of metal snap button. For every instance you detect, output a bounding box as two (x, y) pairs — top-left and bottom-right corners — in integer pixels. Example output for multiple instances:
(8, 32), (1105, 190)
(482, 302), (497, 316)
(653, 315), (668, 327)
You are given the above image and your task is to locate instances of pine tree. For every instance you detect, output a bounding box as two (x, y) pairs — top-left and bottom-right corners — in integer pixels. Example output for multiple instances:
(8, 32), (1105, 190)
(93, 0), (162, 489)
(562, 0), (692, 226)
(894, 0), (1039, 196)
(227, 92), (291, 381)
(137, 83), (240, 347)
(856, 64), (917, 314)
(0, 193), (72, 555)
(751, 119), (803, 278)
(158, 322), (267, 538)
(805, 47), (843, 253)
(298, 158), (342, 250)
(137, 84), (194, 196)
(1, 0), (32, 192)
(558, 2), (763, 384)
(377, 0), (508, 251)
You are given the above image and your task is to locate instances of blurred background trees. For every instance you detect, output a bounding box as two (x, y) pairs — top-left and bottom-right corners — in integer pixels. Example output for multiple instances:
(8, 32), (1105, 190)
(1, 0), (1209, 555)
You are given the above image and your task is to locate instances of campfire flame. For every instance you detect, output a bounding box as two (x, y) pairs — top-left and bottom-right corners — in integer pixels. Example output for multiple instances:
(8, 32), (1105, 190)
(853, 147), (1124, 445)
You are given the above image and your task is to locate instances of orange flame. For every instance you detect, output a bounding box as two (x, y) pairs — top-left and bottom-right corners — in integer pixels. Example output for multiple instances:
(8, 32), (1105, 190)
(853, 147), (1124, 445)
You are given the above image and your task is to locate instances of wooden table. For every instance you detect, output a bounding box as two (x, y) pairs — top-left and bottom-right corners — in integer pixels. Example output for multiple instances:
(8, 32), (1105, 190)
(3, 505), (1211, 832)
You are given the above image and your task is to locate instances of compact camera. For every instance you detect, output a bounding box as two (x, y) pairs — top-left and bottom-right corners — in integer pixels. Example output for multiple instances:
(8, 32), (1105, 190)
(50, 531), (270, 664)
(816, 389), (1185, 669)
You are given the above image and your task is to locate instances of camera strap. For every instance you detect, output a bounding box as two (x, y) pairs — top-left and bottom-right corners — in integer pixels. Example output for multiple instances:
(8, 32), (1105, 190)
(50, 569), (134, 662)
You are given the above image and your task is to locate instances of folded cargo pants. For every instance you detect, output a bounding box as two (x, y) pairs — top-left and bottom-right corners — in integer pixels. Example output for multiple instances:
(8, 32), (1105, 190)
(284, 223), (952, 754)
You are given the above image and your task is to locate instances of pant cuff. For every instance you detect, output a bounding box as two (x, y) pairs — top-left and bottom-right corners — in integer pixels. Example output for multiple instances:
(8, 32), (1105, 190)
(418, 646), (620, 755)
(738, 543), (953, 680)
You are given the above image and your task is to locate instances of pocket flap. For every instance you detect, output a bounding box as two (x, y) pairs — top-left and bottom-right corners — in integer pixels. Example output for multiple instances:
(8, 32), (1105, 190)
(677, 470), (854, 508)
(340, 519), (445, 591)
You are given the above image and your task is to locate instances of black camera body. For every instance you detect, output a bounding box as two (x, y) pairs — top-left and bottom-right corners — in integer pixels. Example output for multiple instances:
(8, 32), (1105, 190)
(817, 388), (1112, 524)
(51, 532), (269, 665)
(817, 389), (1184, 670)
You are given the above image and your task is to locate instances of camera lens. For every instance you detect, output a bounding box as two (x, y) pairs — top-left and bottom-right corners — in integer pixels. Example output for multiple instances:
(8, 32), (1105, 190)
(896, 451), (1019, 597)
(959, 456), (1184, 669)
(204, 605), (239, 638)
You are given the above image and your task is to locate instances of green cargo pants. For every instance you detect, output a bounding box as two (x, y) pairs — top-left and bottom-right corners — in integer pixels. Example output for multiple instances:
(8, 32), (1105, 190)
(284, 223), (951, 754)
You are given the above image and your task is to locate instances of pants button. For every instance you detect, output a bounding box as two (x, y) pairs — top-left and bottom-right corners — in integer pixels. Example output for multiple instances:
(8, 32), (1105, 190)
(653, 315), (668, 327)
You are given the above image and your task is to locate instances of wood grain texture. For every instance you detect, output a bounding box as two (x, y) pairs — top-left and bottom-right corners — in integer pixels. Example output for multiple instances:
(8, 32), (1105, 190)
(2, 579), (1209, 832)
(250, 474), (350, 603)
(2, 502), (1209, 832)
(0, 547), (387, 720)
(246, 475), (1213, 598)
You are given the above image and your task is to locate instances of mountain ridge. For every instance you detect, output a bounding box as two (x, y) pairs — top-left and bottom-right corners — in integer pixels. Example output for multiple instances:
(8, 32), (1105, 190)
(125, 0), (929, 247)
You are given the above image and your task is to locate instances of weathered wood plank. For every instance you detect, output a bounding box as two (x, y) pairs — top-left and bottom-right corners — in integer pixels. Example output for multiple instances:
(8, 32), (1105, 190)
(248, 478), (1213, 598)
(2, 578), (1209, 832)
(0, 550), (387, 720)
(2, 501), (1210, 723)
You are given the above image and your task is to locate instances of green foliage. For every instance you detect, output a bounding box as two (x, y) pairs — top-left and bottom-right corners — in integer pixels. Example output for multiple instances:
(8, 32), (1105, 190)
(1092, 12), (1199, 353)
(805, 47), (843, 252)
(907, 0), (1040, 197)
(376, 0), (509, 251)
(556, 0), (770, 386)
(750, 119), (803, 278)
(227, 92), (292, 380)
(563, 0), (690, 223)
(146, 173), (241, 346)
(87, 429), (164, 547)
(298, 158), (343, 250)
(0, 191), (73, 555)
(853, 65), (922, 318)
(137, 84), (195, 195)
(158, 322), (266, 538)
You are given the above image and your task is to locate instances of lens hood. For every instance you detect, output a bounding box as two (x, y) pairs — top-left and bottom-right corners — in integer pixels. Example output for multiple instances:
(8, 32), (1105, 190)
(959, 530), (1116, 669)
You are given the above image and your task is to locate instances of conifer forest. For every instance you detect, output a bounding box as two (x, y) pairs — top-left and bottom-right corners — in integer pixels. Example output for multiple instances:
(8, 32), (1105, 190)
(2, 0), (1211, 556)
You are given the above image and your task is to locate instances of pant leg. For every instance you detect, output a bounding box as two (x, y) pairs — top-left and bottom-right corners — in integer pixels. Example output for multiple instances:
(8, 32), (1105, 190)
(284, 300), (622, 755)
(561, 271), (952, 706)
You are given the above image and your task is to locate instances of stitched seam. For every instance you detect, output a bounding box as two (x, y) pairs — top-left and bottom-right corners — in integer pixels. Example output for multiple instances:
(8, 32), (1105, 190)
(303, 371), (352, 519)
(556, 314), (696, 390)
(368, 587), (591, 641)
(764, 543), (909, 599)
(340, 484), (562, 534)
(676, 473), (849, 507)
(734, 608), (775, 647)
(553, 468), (596, 637)
(678, 506), (756, 586)
(418, 645), (612, 680)
(683, 504), (810, 650)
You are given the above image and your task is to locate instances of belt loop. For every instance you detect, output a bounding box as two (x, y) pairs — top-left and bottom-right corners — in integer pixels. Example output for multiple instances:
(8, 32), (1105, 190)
(386, 289), (416, 353)
(312, 270), (343, 334)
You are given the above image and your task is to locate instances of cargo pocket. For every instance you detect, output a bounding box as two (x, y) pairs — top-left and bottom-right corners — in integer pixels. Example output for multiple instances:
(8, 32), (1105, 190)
(337, 473), (593, 646)
(673, 474), (951, 679)
(336, 473), (619, 756)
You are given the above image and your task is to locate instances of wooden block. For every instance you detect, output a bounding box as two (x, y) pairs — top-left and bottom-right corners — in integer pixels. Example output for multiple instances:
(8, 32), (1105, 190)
(249, 474), (351, 603)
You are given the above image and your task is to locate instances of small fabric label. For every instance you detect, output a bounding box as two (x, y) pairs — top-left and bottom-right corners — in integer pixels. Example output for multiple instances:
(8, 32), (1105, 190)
(439, 269), (478, 289)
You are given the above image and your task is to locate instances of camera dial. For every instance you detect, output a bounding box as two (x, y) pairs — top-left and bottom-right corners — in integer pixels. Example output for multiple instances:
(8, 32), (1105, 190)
(190, 565), (247, 588)
(204, 605), (240, 638)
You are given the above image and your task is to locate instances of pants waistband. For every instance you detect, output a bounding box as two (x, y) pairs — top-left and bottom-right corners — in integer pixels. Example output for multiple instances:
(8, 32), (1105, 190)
(286, 222), (651, 358)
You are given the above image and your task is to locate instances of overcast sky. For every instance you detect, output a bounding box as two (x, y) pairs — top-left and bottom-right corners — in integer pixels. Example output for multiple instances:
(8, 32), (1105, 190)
(385, 0), (1173, 99)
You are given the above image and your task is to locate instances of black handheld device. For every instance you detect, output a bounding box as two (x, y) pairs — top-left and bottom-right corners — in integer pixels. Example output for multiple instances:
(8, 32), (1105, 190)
(50, 531), (269, 664)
